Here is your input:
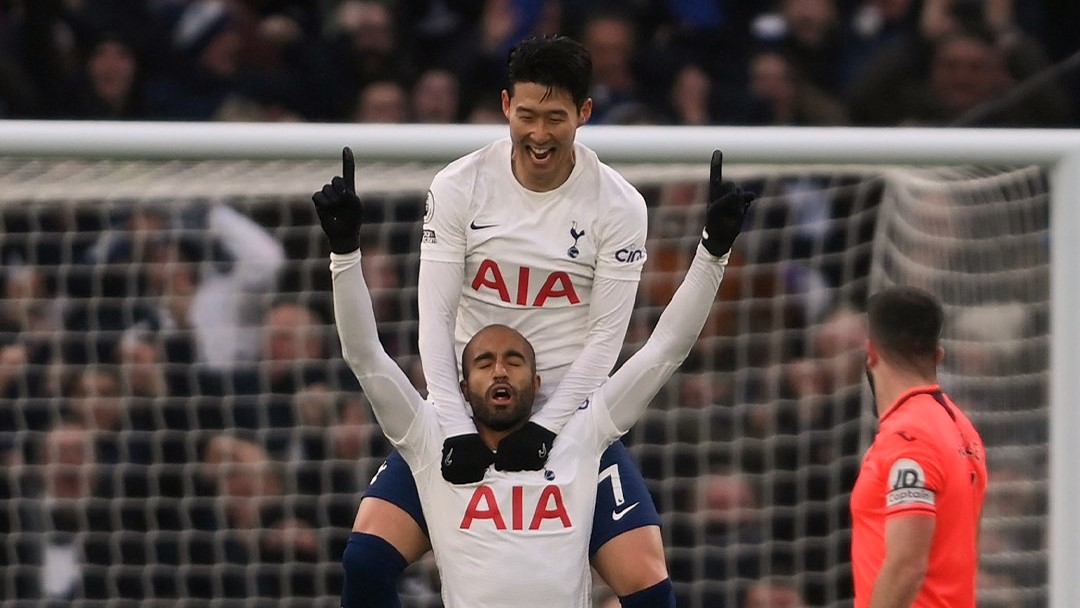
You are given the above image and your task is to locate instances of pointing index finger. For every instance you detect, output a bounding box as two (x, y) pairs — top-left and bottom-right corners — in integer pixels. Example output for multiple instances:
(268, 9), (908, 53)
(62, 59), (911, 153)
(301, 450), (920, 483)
(342, 146), (355, 193)
(709, 149), (723, 201)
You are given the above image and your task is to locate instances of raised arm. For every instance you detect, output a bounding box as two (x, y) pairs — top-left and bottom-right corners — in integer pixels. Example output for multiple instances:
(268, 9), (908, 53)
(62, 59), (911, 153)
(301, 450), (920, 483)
(604, 151), (755, 431)
(206, 203), (285, 290)
(331, 251), (425, 442)
(314, 148), (426, 443)
(603, 244), (726, 431)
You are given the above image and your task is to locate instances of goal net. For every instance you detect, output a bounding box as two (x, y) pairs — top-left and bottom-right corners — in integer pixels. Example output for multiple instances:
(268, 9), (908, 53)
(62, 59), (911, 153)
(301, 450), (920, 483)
(0, 147), (1049, 607)
(869, 166), (1048, 608)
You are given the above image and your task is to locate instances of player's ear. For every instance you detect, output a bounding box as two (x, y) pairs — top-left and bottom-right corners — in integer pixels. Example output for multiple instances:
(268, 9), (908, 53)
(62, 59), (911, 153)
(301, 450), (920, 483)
(501, 89), (512, 118)
(578, 97), (593, 125)
(459, 379), (469, 401)
(934, 346), (945, 365)
(865, 339), (878, 367)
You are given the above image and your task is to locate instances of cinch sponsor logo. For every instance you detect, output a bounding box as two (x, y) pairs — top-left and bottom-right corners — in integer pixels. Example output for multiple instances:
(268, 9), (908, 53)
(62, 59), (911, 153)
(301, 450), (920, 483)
(615, 248), (645, 263)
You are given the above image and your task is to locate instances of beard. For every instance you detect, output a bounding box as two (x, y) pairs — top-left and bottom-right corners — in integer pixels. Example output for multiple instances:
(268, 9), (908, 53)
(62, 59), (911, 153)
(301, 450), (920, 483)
(468, 384), (535, 432)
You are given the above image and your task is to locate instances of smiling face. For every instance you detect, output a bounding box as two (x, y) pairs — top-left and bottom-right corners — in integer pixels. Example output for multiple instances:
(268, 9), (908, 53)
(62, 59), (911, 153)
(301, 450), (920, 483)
(460, 325), (540, 433)
(502, 82), (592, 192)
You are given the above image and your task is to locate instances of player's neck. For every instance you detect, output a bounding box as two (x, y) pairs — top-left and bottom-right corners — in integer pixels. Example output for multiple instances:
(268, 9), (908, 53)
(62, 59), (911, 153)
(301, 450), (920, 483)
(874, 365), (939, 417)
(510, 152), (575, 193)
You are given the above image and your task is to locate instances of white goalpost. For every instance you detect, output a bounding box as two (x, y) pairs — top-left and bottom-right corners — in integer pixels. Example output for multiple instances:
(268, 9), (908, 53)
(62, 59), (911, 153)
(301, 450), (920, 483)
(0, 121), (1076, 607)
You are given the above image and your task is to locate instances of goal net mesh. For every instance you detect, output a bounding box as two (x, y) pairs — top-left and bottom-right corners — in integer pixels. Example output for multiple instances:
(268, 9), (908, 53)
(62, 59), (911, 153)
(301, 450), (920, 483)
(0, 158), (1047, 608)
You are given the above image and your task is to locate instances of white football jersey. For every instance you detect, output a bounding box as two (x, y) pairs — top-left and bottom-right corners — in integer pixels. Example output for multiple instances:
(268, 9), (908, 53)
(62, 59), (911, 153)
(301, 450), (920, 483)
(393, 391), (621, 608)
(421, 138), (648, 401)
(331, 243), (730, 607)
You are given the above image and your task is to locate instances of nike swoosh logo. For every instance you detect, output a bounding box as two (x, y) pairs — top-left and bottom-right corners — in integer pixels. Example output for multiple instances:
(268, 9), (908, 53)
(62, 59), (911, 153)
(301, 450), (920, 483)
(470, 221), (497, 230)
(578, 398), (590, 410)
(611, 502), (640, 521)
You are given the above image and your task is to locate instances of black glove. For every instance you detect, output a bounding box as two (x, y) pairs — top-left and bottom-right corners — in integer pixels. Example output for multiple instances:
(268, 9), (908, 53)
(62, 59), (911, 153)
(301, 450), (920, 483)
(441, 433), (494, 484)
(494, 421), (557, 472)
(312, 147), (363, 254)
(701, 150), (755, 257)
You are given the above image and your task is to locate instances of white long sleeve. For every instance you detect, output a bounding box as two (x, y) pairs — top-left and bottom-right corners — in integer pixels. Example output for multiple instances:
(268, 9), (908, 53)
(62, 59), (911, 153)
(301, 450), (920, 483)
(189, 205), (286, 369)
(330, 250), (426, 443)
(417, 259), (473, 437)
(207, 204), (285, 290)
(603, 244), (728, 432)
(531, 275), (638, 433)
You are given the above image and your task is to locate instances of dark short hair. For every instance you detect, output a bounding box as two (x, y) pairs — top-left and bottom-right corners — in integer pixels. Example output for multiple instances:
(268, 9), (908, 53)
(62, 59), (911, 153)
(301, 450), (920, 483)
(507, 35), (592, 109)
(867, 286), (944, 374)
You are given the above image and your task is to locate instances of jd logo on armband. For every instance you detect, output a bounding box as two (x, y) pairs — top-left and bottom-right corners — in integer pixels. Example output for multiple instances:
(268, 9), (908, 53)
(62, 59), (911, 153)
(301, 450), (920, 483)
(886, 458), (935, 508)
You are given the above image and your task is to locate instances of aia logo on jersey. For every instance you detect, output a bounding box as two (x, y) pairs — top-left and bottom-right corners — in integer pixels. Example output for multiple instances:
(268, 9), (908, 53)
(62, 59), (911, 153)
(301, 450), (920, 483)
(471, 259), (581, 306)
(460, 484), (572, 531)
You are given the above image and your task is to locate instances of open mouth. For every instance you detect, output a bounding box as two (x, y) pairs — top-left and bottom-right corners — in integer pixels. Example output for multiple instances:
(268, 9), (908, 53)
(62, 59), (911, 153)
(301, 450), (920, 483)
(488, 384), (515, 405)
(526, 145), (554, 164)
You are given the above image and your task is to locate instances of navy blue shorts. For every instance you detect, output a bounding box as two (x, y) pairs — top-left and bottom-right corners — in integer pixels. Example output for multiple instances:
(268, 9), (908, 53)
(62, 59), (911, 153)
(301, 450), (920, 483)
(362, 440), (660, 556)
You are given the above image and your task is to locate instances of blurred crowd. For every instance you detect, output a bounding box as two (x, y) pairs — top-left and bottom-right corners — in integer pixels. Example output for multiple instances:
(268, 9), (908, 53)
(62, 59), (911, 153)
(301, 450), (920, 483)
(0, 200), (381, 604)
(0, 0), (1077, 127)
(0, 3), (1058, 604)
(0, 161), (1048, 606)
